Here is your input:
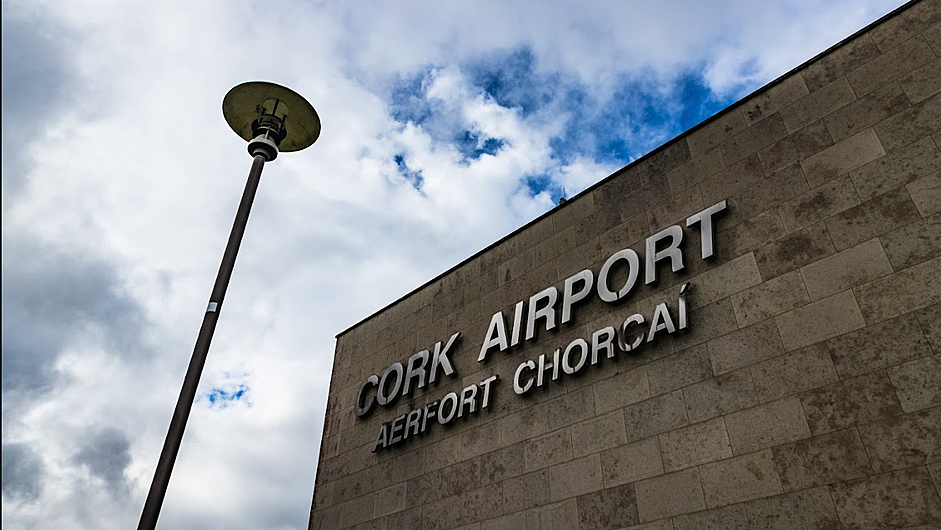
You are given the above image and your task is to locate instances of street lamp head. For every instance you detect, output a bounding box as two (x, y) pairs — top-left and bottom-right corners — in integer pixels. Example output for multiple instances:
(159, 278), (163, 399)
(223, 81), (321, 161)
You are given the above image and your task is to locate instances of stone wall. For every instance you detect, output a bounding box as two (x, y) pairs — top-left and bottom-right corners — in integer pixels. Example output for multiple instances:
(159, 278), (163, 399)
(310, 1), (941, 528)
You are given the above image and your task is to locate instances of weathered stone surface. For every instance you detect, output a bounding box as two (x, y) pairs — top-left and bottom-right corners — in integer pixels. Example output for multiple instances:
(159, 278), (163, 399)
(673, 505), (749, 530)
(900, 56), (941, 104)
(751, 343), (839, 403)
(480, 443), (524, 486)
(825, 186), (922, 251)
(699, 154), (766, 207)
(672, 299), (739, 352)
(549, 454), (603, 502)
(667, 147), (726, 194)
(526, 498), (579, 530)
(888, 355), (941, 412)
(687, 109), (748, 158)
(854, 256), (941, 324)
(723, 164), (809, 228)
(927, 20), (941, 54)
(374, 483), (405, 517)
(777, 176), (861, 233)
(708, 319), (785, 375)
(461, 485), (503, 526)
(755, 222), (835, 281)
(725, 396), (811, 454)
(720, 209), (785, 259)
(593, 365), (650, 416)
(800, 238), (893, 301)
(731, 270), (810, 328)
(480, 512), (526, 530)
(623, 390), (690, 443)
(699, 449), (782, 508)
(802, 32), (880, 91)
(824, 81), (911, 143)
(721, 114), (789, 165)
(744, 486), (842, 530)
(600, 437), (664, 487)
(775, 290), (866, 351)
(772, 428), (872, 491)
(874, 92), (941, 153)
(545, 386), (595, 431)
(684, 369), (758, 424)
(502, 469), (550, 513)
(780, 79), (857, 134)
(571, 410), (627, 459)
(850, 136), (941, 201)
(827, 312), (932, 378)
(868, 0), (941, 51)
(462, 420), (502, 459)
(882, 214), (941, 270)
(830, 466), (941, 529)
(800, 128), (886, 188)
(659, 417), (732, 472)
(576, 483), (639, 530)
(859, 407), (941, 473)
(847, 35), (935, 97)
(742, 75), (810, 126)
(759, 119), (833, 176)
(524, 428), (572, 473)
(647, 344), (712, 396)
(621, 520), (674, 530)
(635, 468), (706, 522)
(801, 370), (903, 435)
(908, 171), (941, 217)
(647, 186), (704, 232)
(687, 253), (762, 310)
(917, 303), (941, 354)
(502, 405), (546, 447)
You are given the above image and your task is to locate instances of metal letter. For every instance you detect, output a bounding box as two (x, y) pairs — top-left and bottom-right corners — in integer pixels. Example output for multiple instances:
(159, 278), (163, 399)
(402, 349), (430, 396)
(514, 361), (535, 395)
(526, 287), (558, 341)
(430, 332), (460, 383)
(561, 270), (594, 324)
(562, 338), (588, 375)
(437, 392), (459, 424)
(372, 422), (389, 452)
(404, 409), (423, 438)
(686, 200), (727, 260)
(376, 363), (404, 406)
(479, 375), (499, 408)
(458, 384), (478, 417)
(647, 302), (676, 342)
(618, 314), (645, 351)
(478, 313), (508, 362)
(591, 326), (616, 364)
(598, 249), (640, 302)
(354, 374), (379, 417)
(420, 401), (439, 433)
(645, 225), (684, 285)
(536, 349), (560, 387)
(678, 282), (691, 330)
(511, 301), (525, 347)
(389, 414), (406, 444)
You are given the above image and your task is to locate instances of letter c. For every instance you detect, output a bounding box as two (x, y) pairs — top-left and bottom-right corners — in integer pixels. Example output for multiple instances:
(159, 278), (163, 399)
(354, 374), (379, 417)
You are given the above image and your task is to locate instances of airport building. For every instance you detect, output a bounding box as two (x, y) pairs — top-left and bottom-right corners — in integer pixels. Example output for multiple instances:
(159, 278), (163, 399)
(309, 1), (941, 528)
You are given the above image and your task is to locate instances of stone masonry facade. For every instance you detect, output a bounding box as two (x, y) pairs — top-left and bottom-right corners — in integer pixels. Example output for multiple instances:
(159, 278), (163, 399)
(310, 1), (941, 528)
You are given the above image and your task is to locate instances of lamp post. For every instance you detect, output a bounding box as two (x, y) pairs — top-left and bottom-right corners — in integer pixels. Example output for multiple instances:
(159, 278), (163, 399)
(137, 81), (321, 530)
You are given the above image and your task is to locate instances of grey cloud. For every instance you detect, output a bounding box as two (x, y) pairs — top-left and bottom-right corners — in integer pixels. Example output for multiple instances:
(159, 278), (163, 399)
(72, 428), (132, 496)
(1, 442), (45, 502)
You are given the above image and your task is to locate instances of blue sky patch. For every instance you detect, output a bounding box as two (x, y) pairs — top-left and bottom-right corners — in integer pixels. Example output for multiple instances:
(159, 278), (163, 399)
(198, 380), (251, 410)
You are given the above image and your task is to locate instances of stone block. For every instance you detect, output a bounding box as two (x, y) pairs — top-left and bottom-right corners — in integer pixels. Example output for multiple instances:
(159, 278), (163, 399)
(527, 499), (578, 530)
(772, 428), (872, 491)
(687, 109), (747, 157)
(882, 214), (941, 270)
(751, 343), (839, 403)
(778, 176), (861, 233)
(720, 209), (785, 259)
(501, 406), (546, 447)
(889, 355), (941, 412)
(502, 469), (550, 513)
(721, 114), (789, 165)
(647, 185), (704, 232)
(917, 304), (941, 353)
(646, 344), (712, 396)
(462, 485), (504, 525)
(869, 0), (941, 51)
(928, 20), (941, 54)
(830, 466), (941, 529)
(759, 119), (834, 174)
(592, 365), (650, 416)
(600, 437), (664, 487)
(672, 299), (739, 352)
(699, 154), (766, 207)
(687, 253), (762, 310)
(481, 512), (526, 530)
(859, 407), (941, 473)
(847, 35), (935, 97)
(742, 75), (810, 126)
(480, 443), (524, 486)
(635, 468), (705, 522)
(801, 239), (893, 301)
(931, 461), (941, 493)
(673, 505), (749, 530)
(743, 487), (842, 530)
(707, 319), (785, 375)
(699, 449), (782, 508)
(801, 370), (903, 435)
(549, 454), (602, 502)
(908, 171), (941, 217)
(781, 79), (857, 134)
(900, 56), (941, 104)
(621, 520), (674, 530)
(337, 493), (377, 528)
(659, 417), (732, 472)
(723, 164), (809, 228)
(545, 386), (595, 432)
(731, 270), (810, 328)
(524, 428), (572, 473)
(827, 311), (932, 378)
(385, 506), (421, 529)
(684, 369), (758, 424)
(576, 483), (639, 530)
(755, 222), (835, 281)
(575, 205), (624, 243)
(462, 420), (502, 460)
(855, 256), (941, 324)
(824, 81), (911, 143)
(725, 396), (811, 454)
(874, 92), (941, 153)
(801, 128), (886, 188)
(551, 192), (595, 233)
(825, 186), (922, 251)
(667, 147), (726, 194)
(623, 390), (690, 444)
(802, 33), (880, 91)
(851, 136), (941, 201)
(775, 290), (866, 351)
(571, 410), (627, 459)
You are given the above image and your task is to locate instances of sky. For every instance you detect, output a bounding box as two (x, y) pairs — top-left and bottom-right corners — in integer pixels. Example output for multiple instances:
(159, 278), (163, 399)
(1, 0), (905, 528)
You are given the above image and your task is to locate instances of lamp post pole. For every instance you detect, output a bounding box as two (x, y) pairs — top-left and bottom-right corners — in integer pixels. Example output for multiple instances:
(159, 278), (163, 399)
(138, 82), (320, 530)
